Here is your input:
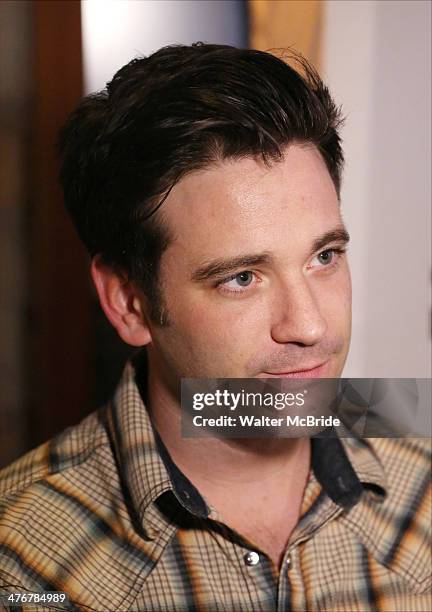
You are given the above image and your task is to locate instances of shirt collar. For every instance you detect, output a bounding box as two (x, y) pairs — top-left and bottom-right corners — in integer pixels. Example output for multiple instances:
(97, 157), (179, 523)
(107, 352), (387, 533)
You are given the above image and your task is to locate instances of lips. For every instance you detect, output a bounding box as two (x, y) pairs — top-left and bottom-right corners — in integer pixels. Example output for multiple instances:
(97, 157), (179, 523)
(262, 361), (328, 378)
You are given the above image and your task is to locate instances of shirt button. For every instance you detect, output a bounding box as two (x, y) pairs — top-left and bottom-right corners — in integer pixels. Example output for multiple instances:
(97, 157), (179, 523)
(244, 551), (260, 566)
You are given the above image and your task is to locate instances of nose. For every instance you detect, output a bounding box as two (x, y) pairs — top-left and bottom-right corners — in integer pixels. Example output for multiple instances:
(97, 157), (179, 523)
(270, 276), (327, 346)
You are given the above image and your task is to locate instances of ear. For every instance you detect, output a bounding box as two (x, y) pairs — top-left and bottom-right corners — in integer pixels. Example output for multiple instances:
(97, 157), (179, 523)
(91, 255), (152, 347)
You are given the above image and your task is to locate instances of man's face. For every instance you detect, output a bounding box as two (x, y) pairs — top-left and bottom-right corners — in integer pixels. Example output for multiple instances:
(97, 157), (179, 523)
(145, 144), (351, 387)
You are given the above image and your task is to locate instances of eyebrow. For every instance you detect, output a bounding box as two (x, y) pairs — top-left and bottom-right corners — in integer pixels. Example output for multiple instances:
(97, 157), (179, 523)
(190, 226), (350, 282)
(191, 253), (273, 282)
(311, 227), (350, 255)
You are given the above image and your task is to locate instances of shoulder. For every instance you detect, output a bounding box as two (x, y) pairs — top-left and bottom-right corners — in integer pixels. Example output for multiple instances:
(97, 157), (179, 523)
(0, 408), (121, 598)
(368, 437), (431, 492)
(345, 437), (431, 593)
(0, 408), (107, 499)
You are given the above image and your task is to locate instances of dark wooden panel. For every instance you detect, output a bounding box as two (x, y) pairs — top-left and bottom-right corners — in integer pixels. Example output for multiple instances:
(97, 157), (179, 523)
(28, 0), (93, 445)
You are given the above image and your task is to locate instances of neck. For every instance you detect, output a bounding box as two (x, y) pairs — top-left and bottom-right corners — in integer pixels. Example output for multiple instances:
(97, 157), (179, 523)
(145, 356), (312, 568)
(145, 357), (310, 491)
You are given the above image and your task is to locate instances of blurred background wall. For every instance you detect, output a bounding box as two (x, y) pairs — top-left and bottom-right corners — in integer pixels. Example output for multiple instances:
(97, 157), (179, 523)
(322, 0), (431, 379)
(0, 0), (430, 467)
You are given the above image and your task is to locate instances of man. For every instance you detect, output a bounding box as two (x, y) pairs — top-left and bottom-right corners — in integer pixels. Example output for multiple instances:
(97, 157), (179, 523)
(0, 44), (430, 611)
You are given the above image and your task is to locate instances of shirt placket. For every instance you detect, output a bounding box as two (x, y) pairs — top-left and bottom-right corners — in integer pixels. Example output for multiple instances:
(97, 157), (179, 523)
(276, 499), (343, 612)
(234, 543), (279, 611)
(206, 515), (279, 611)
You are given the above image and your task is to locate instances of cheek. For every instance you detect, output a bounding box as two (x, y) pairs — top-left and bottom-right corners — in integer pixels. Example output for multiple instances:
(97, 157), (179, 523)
(173, 297), (264, 343)
(156, 295), (265, 378)
(322, 271), (352, 331)
(165, 287), (270, 367)
(312, 265), (351, 318)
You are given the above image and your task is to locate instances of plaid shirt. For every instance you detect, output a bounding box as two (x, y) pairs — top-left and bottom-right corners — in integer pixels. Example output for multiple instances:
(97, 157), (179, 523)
(0, 356), (430, 611)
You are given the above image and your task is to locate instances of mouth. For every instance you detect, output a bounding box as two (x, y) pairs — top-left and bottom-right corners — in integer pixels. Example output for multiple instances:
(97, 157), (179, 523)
(260, 361), (329, 378)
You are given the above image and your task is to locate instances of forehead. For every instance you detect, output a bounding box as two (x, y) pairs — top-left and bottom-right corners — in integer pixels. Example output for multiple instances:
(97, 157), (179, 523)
(161, 144), (341, 262)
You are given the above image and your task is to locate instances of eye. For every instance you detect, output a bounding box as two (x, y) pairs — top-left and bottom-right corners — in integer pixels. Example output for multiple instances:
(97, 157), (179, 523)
(317, 250), (334, 265)
(310, 247), (345, 269)
(218, 270), (255, 293)
(232, 271), (254, 286)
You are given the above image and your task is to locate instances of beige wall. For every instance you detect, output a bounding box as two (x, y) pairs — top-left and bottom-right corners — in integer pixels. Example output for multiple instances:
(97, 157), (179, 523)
(322, 0), (431, 377)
